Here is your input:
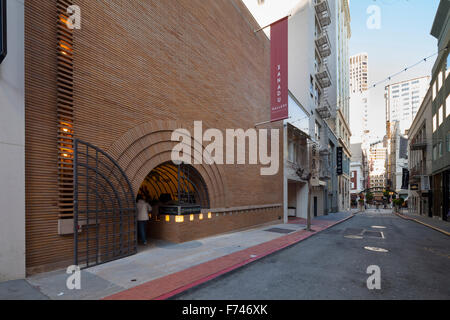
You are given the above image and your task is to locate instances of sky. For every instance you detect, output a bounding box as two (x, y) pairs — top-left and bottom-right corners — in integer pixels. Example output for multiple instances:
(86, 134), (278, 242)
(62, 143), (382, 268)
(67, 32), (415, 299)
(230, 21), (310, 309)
(349, 0), (439, 141)
(242, 0), (440, 141)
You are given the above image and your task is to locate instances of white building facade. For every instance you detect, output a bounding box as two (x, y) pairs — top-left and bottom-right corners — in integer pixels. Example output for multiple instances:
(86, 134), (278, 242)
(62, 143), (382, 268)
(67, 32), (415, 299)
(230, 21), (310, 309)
(0, 0), (26, 281)
(349, 53), (370, 146)
(286, 0), (337, 219)
(389, 121), (410, 198)
(350, 53), (368, 94)
(385, 76), (430, 135)
(369, 141), (387, 200)
(350, 143), (368, 206)
(408, 89), (433, 217)
(243, 0), (350, 218)
(333, 0), (351, 212)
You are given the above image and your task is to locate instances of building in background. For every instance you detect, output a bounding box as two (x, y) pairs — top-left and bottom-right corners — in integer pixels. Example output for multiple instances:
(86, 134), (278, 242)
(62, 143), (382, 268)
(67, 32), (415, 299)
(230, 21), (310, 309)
(429, 0), (450, 221)
(389, 121), (410, 199)
(350, 143), (368, 207)
(332, 0), (352, 212)
(385, 76), (430, 135)
(323, 124), (339, 213)
(251, 0), (351, 217)
(284, 93), (311, 221)
(408, 89), (433, 217)
(385, 76), (430, 195)
(284, 0), (348, 219)
(369, 141), (387, 202)
(350, 53), (368, 94)
(349, 53), (370, 146)
(349, 53), (370, 207)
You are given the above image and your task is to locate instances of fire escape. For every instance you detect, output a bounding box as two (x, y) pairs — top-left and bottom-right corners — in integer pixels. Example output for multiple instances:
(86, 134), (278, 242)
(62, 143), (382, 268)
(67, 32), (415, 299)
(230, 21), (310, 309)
(314, 0), (332, 120)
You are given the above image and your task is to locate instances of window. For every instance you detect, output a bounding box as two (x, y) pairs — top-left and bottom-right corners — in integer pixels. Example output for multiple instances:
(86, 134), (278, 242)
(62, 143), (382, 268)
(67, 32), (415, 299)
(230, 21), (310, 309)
(288, 141), (297, 163)
(446, 53), (450, 79)
(437, 73), (441, 92)
(447, 94), (450, 118)
(433, 114), (437, 132)
(439, 142), (443, 158)
(315, 121), (321, 142)
(439, 106), (444, 126)
(447, 131), (450, 152)
(432, 81), (436, 100)
(433, 145), (437, 161)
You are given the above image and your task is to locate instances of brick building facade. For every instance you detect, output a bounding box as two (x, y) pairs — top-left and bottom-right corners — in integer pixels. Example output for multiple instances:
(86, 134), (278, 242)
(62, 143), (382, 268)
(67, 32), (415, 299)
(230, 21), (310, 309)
(23, 0), (283, 275)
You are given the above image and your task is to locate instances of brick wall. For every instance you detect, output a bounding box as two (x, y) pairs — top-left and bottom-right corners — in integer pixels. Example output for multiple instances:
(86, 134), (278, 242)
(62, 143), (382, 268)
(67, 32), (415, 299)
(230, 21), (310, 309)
(149, 207), (282, 243)
(25, 0), (283, 273)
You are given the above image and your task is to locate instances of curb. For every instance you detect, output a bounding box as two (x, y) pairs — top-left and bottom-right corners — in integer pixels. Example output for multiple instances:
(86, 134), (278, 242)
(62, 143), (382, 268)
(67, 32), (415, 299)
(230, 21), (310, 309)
(155, 213), (356, 300)
(394, 212), (450, 236)
(103, 213), (356, 300)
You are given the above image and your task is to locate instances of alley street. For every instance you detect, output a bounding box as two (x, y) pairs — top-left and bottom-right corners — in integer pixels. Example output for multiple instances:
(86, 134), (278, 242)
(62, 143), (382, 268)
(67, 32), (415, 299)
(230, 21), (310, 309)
(174, 209), (450, 300)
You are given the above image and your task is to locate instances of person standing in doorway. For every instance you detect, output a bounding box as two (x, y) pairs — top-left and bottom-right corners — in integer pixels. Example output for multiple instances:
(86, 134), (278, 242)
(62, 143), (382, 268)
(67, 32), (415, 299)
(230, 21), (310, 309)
(137, 195), (151, 245)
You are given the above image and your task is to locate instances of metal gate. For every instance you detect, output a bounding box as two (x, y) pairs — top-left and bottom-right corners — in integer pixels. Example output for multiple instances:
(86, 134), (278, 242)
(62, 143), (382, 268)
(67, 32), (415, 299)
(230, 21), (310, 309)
(74, 139), (137, 269)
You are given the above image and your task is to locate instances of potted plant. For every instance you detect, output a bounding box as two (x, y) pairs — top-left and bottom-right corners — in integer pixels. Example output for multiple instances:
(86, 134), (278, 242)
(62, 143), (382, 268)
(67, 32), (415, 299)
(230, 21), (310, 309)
(393, 198), (404, 213)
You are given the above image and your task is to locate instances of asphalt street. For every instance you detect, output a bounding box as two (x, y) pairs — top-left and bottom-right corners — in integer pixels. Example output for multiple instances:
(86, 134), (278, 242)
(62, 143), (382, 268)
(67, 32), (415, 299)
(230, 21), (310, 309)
(174, 209), (450, 300)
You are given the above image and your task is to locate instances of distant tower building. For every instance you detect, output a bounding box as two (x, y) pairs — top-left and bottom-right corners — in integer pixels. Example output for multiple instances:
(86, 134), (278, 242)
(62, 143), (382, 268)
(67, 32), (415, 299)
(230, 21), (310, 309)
(385, 76), (430, 135)
(368, 141), (387, 201)
(349, 53), (369, 148)
(385, 76), (430, 191)
(350, 53), (368, 94)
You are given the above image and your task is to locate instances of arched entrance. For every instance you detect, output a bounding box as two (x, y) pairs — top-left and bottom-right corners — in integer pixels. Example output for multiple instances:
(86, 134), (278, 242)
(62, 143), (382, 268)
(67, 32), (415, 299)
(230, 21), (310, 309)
(106, 120), (228, 209)
(138, 161), (210, 213)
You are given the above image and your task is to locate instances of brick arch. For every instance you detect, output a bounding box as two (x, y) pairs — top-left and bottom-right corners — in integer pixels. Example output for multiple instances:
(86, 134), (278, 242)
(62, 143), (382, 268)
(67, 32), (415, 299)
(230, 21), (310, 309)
(106, 120), (228, 208)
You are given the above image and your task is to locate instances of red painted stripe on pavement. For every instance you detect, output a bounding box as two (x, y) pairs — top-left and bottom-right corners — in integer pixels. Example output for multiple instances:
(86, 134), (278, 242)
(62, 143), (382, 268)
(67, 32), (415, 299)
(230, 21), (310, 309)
(104, 214), (354, 300)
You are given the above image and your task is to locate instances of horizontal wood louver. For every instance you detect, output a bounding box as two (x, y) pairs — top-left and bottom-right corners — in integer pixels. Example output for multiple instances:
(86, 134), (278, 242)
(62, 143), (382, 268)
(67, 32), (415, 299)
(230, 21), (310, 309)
(57, 0), (75, 218)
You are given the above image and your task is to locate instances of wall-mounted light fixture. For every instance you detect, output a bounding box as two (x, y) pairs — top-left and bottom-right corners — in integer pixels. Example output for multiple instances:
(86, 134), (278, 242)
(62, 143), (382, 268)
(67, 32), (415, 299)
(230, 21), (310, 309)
(0, 0), (7, 64)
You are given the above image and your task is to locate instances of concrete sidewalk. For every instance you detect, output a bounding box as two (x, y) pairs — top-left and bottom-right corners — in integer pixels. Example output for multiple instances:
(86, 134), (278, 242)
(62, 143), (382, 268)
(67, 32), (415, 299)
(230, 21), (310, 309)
(1, 211), (354, 300)
(0, 279), (49, 300)
(395, 210), (450, 235)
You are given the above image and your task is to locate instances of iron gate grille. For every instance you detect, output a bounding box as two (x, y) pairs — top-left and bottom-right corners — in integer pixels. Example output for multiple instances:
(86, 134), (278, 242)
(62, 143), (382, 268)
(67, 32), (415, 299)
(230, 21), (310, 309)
(74, 139), (137, 269)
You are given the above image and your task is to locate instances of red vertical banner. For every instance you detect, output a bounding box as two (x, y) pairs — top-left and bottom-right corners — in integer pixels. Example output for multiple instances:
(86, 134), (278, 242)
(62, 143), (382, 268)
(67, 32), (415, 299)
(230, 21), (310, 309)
(270, 16), (289, 122)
